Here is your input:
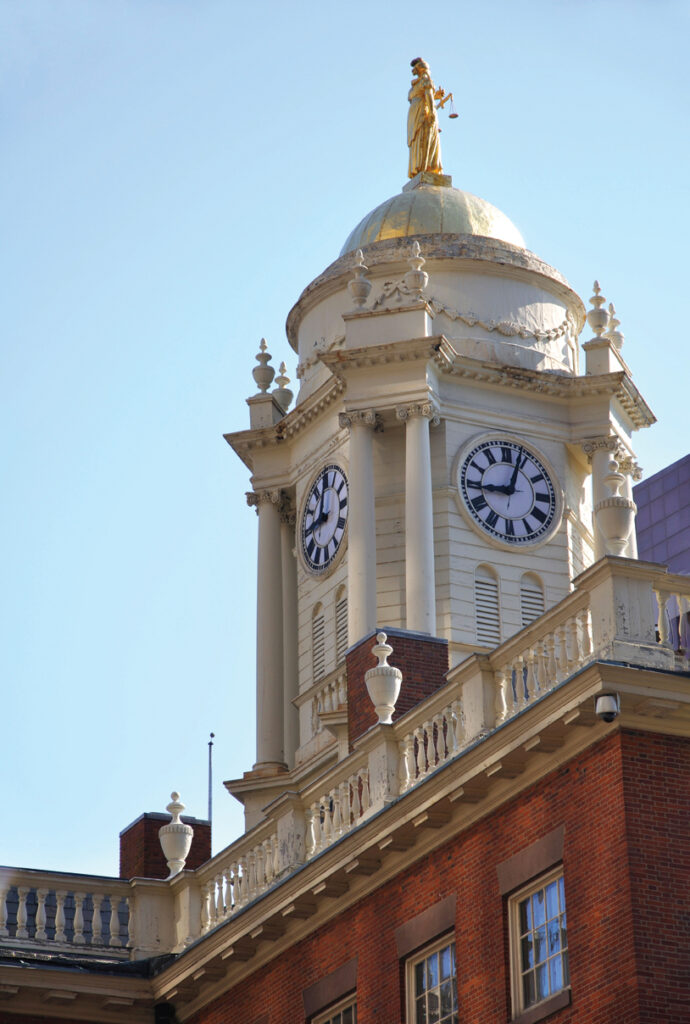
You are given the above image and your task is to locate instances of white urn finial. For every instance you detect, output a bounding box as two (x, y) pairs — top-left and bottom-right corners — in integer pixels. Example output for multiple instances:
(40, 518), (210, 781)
(158, 792), (194, 879)
(364, 632), (403, 725)
(586, 280), (609, 338)
(348, 249), (372, 309)
(605, 303), (624, 350)
(272, 361), (293, 413)
(252, 338), (275, 394)
(595, 458), (637, 556)
(403, 240), (428, 297)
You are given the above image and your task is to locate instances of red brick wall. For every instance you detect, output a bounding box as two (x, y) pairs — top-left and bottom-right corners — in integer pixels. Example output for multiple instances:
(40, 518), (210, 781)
(119, 813), (211, 880)
(346, 629), (449, 747)
(621, 731), (690, 1024)
(188, 730), (690, 1024)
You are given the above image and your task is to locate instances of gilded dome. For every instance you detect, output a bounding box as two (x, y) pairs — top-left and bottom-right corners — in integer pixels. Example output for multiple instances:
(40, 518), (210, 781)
(340, 177), (525, 255)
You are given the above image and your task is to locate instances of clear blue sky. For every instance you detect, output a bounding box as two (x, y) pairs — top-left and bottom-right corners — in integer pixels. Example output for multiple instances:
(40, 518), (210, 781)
(1, 0), (688, 876)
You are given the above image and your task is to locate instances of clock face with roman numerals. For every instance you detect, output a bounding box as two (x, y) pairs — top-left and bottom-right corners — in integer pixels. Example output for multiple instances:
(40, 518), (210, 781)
(458, 438), (560, 546)
(301, 464), (349, 574)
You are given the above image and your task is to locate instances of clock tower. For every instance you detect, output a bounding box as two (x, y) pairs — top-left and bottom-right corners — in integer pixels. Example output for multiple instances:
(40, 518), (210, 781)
(224, 63), (653, 828)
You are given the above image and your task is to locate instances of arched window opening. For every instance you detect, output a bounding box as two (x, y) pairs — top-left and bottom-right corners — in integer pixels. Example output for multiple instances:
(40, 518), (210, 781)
(475, 565), (500, 647)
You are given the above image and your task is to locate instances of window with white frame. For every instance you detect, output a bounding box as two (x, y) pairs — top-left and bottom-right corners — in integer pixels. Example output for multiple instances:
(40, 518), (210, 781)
(509, 868), (569, 1015)
(312, 994), (357, 1024)
(406, 935), (458, 1024)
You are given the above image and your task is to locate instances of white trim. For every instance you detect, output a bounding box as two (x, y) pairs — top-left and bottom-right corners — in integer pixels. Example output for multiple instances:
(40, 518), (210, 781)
(405, 933), (458, 1024)
(312, 993), (357, 1024)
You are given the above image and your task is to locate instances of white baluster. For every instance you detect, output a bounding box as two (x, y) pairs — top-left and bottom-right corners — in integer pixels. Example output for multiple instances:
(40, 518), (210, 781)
(400, 733), (414, 791)
(545, 634), (557, 687)
(122, 897), (131, 948)
(523, 648), (537, 704)
(566, 616), (579, 672)
(360, 769), (370, 812)
(54, 891), (67, 943)
(578, 607), (593, 657)
(34, 888), (48, 941)
(257, 844), (267, 894)
(495, 667), (510, 723)
(452, 699), (465, 750)
(215, 873), (224, 918)
(339, 782), (350, 833)
(200, 882), (210, 933)
(412, 725), (425, 776)
(73, 892), (86, 944)
(327, 786), (337, 835)
(311, 803), (323, 855)
(557, 624), (569, 679)
(226, 865), (236, 914)
(0, 888), (8, 937)
(91, 893), (103, 945)
(15, 886), (29, 939)
(654, 589), (671, 645)
(338, 675), (347, 706)
(321, 795), (332, 847)
(108, 895), (121, 947)
(677, 595), (690, 658)
(305, 808), (315, 858)
(248, 852), (258, 900)
(432, 712), (444, 764)
(263, 838), (274, 885)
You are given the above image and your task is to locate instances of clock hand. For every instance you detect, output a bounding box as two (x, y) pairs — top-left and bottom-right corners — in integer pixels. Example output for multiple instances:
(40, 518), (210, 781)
(482, 483), (512, 494)
(507, 448), (523, 494)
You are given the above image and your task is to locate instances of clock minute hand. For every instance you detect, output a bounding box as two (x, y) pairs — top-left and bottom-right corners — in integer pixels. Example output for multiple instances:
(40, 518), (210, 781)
(482, 483), (512, 494)
(507, 449), (526, 494)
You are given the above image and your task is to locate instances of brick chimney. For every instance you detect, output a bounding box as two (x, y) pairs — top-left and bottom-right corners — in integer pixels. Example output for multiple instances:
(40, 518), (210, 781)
(119, 811), (211, 880)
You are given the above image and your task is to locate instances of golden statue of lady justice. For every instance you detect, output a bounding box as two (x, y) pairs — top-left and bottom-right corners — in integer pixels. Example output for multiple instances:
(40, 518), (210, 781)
(407, 58), (456, 178)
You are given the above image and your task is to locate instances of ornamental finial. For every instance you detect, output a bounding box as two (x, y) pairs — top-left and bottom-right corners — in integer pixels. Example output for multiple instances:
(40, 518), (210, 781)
(252, 338), (275, 394)
(403, 240), (428, 297)
(348, 249), (372, 309)
(364, 632), (403, 725)
(272, 361), (293, 414)
(586, 280), (609, 338)
(605, 303), (624, 350)
(408, 59), (457, 179)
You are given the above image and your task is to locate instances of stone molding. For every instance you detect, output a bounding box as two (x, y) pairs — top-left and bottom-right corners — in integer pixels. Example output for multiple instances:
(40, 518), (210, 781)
(496, 825), (565, 895)
(394, 894), (456, 957)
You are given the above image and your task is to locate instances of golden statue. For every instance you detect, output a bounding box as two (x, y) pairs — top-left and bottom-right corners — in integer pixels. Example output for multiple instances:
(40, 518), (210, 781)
(407, 58), (455, 179)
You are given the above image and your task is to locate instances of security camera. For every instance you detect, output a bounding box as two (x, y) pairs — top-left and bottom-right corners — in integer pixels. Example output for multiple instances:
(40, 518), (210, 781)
(595, 694), (620, 723)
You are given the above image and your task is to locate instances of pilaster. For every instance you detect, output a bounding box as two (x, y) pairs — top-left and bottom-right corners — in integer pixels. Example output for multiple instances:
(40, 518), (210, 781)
(339, 410), (379, 644)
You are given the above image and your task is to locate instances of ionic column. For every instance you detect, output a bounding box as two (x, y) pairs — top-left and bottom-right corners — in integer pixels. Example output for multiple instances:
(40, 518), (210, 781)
(339, 410), (379, 643)
(397, 401), (439, 634)
(582, 437), (619, 559)
(280, 504), (298, 768)
(247, 489), (285, 770)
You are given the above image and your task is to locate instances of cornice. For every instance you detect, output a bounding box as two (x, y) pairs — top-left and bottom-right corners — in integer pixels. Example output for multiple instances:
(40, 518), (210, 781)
(223, 377), (346, 467)
(432, 344), (655, 430)
(320, 335), (442, 376)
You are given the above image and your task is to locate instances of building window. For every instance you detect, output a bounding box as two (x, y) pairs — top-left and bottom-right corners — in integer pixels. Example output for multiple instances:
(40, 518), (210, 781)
(313, 995), (357, 1024)
(509, 869), (569, 1016)
(312, 603), (326, 682)
(406, 936), (458, 1024)
(520, 572), (545, 627)
(475, 564), (500, 646)
(335, 586), (348, 664)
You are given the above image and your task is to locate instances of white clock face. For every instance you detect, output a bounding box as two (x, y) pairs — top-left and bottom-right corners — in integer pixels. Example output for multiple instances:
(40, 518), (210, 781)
(301, 464), (349, 573)
(458, 438), (559, 546)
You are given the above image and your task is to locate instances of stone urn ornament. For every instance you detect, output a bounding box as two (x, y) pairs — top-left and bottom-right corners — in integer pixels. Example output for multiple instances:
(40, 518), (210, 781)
(158, 792), (194, 879)
(365, 632), (403, 725)
(595, 458), (637, 556)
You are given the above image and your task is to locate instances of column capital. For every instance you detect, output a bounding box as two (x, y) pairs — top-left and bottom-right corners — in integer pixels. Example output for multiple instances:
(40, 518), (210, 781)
(579, 435), (619, 460)
(279, 498), (296, 526)
(396, 400), (440, 425)
(339, 409), (381, 431)
(246, 488), (282, 511)
(617, 455), (643, 481)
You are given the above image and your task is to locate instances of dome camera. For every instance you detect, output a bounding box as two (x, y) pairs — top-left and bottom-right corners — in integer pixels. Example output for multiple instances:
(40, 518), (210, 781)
(595, 694), (620, 723)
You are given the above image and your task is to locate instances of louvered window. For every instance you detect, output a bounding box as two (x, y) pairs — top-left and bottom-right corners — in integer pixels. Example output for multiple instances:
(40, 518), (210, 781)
(335, 591), (348, 664)
(312, 608), (326, 682)
(475, 567), (500, 647)
(520, 575), (545, 628)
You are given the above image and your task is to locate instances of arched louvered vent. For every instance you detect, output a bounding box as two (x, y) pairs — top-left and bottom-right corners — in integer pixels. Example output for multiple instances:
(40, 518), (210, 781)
(312, 605), (326, 682)
(520, 574), (545, 628)
(335, 588), (348, 664)
(475, 565), (500, 647)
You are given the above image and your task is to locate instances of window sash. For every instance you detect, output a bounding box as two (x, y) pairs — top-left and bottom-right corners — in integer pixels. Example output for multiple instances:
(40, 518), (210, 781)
(509, 867), (569, 1016)
(406, 934), (458, 1024)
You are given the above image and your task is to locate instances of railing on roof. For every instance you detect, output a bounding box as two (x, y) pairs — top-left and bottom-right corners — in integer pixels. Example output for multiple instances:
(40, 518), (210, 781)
(0, 869), (132, 953)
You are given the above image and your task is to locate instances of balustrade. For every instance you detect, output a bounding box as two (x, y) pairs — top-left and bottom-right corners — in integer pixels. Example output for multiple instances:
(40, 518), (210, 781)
(399, 700), (464, 792)
(305, 765), (370, 858)
(311, 672), (347, 735)
(199, 831), (279, 934)
(0, 879), (130, 950)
